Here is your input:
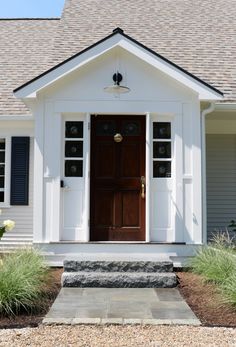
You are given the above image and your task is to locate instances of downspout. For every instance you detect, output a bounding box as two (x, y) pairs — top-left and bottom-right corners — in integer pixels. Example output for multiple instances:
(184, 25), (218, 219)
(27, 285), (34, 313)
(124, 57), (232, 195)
(201, 102), (215, 244)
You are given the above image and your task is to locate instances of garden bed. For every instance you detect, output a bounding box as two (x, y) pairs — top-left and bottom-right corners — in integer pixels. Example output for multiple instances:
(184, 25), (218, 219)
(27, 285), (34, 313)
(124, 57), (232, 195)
(177, 271), (236, 327)
(0, 269), (235, 328)
(0, 268), (62, 329)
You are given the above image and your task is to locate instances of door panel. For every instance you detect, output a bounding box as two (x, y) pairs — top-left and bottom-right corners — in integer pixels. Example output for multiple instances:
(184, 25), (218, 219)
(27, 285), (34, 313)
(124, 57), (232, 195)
(95, 142), (115, 178)
(90, 115), (146, 241)
(121, 143), (140, 177)
(121, 191), (140, 227)
(94, 190), (114, 226)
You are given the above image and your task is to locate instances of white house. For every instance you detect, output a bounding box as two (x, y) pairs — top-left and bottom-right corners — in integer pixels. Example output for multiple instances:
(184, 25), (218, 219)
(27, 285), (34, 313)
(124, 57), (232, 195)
(0, 0), (235, 265)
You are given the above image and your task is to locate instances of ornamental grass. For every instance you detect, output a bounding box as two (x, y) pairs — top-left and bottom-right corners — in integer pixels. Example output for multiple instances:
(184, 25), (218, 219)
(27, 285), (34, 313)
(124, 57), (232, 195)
(189, 234), (236, 306)
(0, 248), (49, 316)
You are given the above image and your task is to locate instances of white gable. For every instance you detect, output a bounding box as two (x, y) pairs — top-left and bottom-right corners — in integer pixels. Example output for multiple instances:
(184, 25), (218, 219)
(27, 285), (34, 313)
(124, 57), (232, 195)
(14, 31), (223, 101)
(42, 47), (197, 103)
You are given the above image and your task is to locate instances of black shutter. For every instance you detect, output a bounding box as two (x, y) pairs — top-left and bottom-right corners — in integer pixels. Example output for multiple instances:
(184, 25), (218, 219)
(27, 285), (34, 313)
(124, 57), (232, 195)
(10, 137), (30, 205)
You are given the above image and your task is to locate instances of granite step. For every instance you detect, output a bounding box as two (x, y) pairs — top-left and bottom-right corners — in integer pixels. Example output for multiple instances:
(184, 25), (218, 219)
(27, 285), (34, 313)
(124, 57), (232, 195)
(63, 260), (174, 273)
(62, 271), (177, 288)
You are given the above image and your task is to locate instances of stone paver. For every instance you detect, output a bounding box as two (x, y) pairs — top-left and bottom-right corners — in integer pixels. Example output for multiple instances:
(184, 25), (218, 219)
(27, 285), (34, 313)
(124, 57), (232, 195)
(43, 288), (200, 325)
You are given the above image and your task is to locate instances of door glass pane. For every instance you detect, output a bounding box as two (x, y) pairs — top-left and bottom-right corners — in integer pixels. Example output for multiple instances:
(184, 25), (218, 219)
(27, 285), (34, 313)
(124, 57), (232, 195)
(0, 177), (4, 188)
(96, 120), (116, 136)
(153, 142), (171, 158)
(0, 164), (4, 176)
(0, 152), (5, 163)
(65, 121), (83, 138)
(0, 192), (4, 202)
(153, 161), (171, 177)
(65, 160), (83, 177)
(122, 121), (140, 136)
(153, 122), (171, 139)
(0, 140), (5, 150)
(65, 141), (83, 158)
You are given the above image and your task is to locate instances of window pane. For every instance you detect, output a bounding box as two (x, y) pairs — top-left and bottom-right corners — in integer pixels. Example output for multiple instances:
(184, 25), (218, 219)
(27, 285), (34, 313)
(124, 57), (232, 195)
(65, 160), (83, 177)
(0, 177), (4, 188)
(122, 121), (140, 136)
(96, 120), (116, 136)
(65, 121), (83, 138)
(153, 142), (171, 158)
(0, 140), (5, 150)
(65, 141), (83, 158)
(0, 192), (4, 202)
(0, 152), (5, 163)
(153, 161), (171, 178)
(0, 164), (4, 176)
(153, 122), (171, 139)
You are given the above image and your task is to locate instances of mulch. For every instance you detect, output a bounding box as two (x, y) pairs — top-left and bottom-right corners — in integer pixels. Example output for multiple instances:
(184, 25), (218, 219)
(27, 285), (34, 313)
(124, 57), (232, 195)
(0, 269), (235, 329)
(177, 271), (236, 327)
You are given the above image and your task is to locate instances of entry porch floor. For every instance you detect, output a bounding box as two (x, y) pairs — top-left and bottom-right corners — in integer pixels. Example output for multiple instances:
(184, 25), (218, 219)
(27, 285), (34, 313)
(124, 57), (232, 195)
(43, 287), (200, 325)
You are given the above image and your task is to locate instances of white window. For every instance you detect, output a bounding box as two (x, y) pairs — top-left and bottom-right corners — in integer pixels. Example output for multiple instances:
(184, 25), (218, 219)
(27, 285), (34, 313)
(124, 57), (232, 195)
(153, 122), (172, 178)
(64, 121), (84, 177)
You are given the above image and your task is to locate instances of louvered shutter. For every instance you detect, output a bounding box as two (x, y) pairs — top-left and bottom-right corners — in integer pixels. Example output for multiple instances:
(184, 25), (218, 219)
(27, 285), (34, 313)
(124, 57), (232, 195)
(10, 137), (30, 205)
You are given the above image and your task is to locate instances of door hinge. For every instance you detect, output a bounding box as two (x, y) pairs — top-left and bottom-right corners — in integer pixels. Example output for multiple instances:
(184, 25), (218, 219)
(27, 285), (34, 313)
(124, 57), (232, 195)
(88, 122), (91, 130)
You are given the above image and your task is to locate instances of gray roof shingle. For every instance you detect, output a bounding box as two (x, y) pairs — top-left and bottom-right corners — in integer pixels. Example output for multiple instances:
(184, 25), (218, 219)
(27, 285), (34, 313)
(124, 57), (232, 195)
(1, 0), (236, 114)
(0, 19), (60, 114)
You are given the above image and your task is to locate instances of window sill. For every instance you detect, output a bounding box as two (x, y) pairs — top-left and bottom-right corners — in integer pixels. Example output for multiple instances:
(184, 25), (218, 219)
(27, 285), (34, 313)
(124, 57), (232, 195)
(0, 205), (11, 209)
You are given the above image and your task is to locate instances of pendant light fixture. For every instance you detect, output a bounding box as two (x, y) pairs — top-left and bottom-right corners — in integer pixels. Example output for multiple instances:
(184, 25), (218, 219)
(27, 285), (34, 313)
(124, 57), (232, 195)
(104, 72), (130, 94)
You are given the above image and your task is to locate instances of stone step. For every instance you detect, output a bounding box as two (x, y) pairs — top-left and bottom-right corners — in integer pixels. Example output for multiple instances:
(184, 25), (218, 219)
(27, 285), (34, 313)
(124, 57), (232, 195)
(62, 271), (177, 288)
(63, 260), (173, 273)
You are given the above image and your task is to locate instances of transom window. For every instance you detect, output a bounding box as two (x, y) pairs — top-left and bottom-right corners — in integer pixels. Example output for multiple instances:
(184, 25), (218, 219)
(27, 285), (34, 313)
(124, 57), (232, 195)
(64, 121), (84, 177)
(0, 139), (5, 202)
(153, 122), (172, 178)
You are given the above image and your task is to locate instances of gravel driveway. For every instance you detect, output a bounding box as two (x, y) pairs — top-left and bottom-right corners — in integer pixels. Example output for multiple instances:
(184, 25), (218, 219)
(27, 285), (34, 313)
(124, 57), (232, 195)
(0, 325), (235, 347)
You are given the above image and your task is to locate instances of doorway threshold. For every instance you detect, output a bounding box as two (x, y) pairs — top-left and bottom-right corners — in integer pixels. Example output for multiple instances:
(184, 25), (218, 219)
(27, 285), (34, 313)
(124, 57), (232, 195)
(50, 241), (186, 245)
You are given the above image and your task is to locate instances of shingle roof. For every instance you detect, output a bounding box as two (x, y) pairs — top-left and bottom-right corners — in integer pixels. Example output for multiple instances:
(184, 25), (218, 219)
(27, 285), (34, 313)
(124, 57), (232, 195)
(1, 0), (236, 114)
(0, 19), (60, 114)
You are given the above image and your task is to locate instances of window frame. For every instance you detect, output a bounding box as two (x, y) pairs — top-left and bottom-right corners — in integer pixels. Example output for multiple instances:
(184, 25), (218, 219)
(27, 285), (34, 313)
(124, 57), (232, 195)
(63, 121), (84, 178)
(152, 121), (173, 179)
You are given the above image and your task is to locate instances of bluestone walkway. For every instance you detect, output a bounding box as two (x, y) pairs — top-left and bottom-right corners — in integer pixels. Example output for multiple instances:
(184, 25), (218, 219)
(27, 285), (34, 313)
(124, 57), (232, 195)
(43, 288), (200, 325)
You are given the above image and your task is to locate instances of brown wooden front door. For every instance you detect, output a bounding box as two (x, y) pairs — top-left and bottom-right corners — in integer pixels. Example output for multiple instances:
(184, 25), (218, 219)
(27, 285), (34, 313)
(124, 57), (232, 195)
(90, 115), (146, 241)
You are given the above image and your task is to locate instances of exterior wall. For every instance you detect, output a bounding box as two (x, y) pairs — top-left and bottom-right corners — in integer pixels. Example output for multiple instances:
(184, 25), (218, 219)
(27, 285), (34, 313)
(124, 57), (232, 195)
(32, 48), (203, 246)
(0, 120), (34, 248)
(206, 112), (236, 239)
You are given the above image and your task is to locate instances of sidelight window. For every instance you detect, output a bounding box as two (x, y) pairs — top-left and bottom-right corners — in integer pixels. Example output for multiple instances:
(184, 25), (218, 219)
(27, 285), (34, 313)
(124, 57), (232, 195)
(64, 121), (84, 177)
(153, 122), (172, 178)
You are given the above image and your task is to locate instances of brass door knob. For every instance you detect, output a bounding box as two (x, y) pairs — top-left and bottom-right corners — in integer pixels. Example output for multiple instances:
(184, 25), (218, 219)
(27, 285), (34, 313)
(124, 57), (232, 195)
(140, 176), (146, 199)
(114, 133), (123, 143)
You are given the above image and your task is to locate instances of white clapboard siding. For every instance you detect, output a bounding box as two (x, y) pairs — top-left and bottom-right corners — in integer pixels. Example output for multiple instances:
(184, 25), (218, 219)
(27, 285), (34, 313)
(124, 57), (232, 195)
(206, 134), (236, 237)
(0, 138), (33, 250)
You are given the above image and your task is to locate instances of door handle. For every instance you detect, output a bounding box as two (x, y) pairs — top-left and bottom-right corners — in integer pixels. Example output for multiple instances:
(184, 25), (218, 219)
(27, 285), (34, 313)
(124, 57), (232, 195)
(140, 176), (146, 199)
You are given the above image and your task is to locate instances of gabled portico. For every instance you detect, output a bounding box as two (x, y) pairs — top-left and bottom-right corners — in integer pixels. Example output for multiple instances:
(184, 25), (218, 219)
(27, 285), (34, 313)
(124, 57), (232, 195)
(13, 28), (223, 261)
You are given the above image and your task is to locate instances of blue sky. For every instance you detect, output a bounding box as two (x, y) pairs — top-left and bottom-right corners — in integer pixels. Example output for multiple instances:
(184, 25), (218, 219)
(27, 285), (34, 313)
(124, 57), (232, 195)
(0, 0), (65, 18)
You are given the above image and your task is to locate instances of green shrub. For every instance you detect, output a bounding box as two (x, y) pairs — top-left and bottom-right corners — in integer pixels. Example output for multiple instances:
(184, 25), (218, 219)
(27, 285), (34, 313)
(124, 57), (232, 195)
(189, 246), (236, 284)
(0, 248), (49, 316)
